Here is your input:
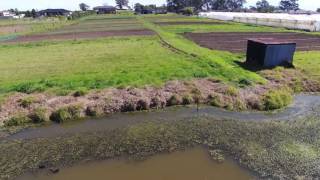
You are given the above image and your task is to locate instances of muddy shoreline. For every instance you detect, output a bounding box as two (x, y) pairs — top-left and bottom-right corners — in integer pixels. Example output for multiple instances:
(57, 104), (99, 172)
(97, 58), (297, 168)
(3, 94), (319, 141)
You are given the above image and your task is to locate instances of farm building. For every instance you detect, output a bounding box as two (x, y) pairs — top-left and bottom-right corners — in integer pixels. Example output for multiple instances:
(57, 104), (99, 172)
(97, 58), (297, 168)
(38, 9), (72, 17)
(93, 6), (117, 14)
(0, 11), (15, 19)
(199, 12), (320, 32)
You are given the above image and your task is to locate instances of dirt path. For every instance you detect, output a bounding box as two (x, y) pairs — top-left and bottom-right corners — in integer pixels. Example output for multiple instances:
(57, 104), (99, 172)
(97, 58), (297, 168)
(185, 32), (320, 53)
(4, 94), (319, 140)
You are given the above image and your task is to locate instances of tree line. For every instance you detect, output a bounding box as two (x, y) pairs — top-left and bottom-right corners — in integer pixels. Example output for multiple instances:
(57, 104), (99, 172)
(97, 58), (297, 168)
(252, 0), (299, 13)
(166, 0), (301, 13)
(78, 0), (305, 14)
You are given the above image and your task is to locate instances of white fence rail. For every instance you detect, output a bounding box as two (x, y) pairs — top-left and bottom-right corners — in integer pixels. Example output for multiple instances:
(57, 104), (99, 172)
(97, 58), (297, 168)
(199, 12), (320, 32)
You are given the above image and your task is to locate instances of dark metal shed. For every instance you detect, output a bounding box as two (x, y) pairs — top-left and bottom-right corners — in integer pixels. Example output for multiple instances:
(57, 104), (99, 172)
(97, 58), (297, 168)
(93, 6), (117, 14)
(246, 38), (296, 68)
(38, 9), (71, 17)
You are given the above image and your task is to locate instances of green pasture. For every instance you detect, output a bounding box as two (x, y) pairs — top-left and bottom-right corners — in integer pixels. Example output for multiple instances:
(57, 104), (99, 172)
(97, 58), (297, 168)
(0, 13), (318, 96)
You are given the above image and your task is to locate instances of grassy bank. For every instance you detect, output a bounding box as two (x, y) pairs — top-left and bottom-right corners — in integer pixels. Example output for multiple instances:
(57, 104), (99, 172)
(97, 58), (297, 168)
(295, 51), (320, 82)
(0, 13), (319, 124)
(1, 13), (319, 96)
(0, 36), (251, 94)
(1, 109), (319, 179)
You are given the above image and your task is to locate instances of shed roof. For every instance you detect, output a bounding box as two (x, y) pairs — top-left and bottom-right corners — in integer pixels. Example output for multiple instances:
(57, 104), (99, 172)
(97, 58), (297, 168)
(93, 6), (116, 10)
(39, 9), (71, 13)
(248, 38), (296, 45)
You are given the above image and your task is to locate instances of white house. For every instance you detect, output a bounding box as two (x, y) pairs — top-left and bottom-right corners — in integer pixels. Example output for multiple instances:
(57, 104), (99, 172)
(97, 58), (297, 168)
(0, 10), (15, 17)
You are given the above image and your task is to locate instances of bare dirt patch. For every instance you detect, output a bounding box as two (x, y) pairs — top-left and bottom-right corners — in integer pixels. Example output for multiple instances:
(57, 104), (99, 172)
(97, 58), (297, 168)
(3, 29), (155, 43)
(155, 21), (227, 26)
(185, 32), (320, 53)
(0, 25), (29, 35)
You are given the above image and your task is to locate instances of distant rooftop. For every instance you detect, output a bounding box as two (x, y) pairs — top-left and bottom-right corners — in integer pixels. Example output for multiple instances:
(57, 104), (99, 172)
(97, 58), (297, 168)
(38, 9), (71, 13)
(93, 6), (116, 9)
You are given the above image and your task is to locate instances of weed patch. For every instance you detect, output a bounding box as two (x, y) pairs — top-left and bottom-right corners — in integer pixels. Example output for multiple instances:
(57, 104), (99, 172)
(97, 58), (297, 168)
(50, 105), (83, 123)
(263, 87), (293, 110)
(4, 114), (32, 127)
(29, 108), (48, 123)
(19, 96), (36, 108)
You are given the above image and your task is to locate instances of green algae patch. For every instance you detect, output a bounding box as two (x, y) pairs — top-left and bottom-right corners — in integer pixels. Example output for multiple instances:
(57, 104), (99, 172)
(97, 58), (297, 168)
(280, 142), (319, 160)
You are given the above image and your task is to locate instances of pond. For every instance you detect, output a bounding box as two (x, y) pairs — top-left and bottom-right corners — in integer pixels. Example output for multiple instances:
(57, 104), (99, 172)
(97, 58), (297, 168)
(19, 148), (252, 180)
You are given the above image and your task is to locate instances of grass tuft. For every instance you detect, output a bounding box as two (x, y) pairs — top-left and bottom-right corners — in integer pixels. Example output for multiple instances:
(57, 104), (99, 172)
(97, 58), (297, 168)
(50, 105), (83, 123)
(263, 87), (293, 110)
(4, 114), (32, 127)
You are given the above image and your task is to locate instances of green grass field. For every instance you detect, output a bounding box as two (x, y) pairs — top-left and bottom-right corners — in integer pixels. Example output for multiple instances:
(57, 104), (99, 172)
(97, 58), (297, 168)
(0, 36), (219, 93)
(295, 51), (320, 82)
(0, 13), (319, 96)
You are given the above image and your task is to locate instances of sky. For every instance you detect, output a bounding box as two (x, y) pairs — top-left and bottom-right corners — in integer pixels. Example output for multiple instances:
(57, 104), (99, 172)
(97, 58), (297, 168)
(0, 0), (318, 11)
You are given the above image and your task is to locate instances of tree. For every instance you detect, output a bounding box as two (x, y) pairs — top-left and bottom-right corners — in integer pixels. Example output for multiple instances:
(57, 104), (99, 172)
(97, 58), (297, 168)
(256, 0), (274, 13)
(279, 0), (299, 11)
(79, 3), (90, 11)
(167, 0), (185, 12)
(317, 8), (320, 13)
(209, 0), (227, 10)
(134, 3), (144, 13)
(225, 0), (246, 11)
(25, 10), (32, 17)
(115, 0), (129, 9)
(166, 0), (246, 12)
(31, 9), (37, 18)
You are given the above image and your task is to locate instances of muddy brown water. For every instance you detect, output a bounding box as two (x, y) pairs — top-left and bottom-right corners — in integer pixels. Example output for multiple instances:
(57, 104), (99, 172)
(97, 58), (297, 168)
(19, 148), (252, 180)
(4, 94), (320, 140)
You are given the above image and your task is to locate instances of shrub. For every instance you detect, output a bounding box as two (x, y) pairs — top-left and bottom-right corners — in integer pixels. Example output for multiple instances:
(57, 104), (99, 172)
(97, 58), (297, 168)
(233, 98), (247, 111)
(50, 105), (83, 123)
(86, 105), (104, 117)
(73, 88), (88, 97)
(136, 99), (150, 111)
(182, 94), (193, 105)
(225, 86), (239, 96)
(209, 94), (224, 108)
(20, 97), (35, 108)
(29, 108), (48, 123)
(4, 115), (32, 127)
(121, 101), (136, 112)
(167, 95), (181, 106)
(291, 78), (304, 92)
(225, 103), (234, 111)
(264, 88), (293, 110)
(150, 97), (165, 109)
(181, 7), (195, 16)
